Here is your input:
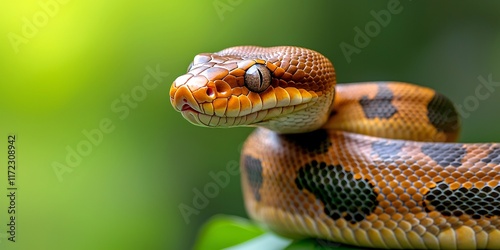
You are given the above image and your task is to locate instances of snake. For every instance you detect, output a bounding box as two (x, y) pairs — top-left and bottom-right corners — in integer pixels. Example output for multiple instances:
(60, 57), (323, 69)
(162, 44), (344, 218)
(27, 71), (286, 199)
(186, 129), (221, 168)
(169, 46), (500, 249)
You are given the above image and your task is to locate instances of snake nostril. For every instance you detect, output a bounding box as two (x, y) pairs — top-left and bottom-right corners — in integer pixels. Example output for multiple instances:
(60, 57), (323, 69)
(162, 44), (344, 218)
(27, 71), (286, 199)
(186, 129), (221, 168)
(206, 87), (215, 97)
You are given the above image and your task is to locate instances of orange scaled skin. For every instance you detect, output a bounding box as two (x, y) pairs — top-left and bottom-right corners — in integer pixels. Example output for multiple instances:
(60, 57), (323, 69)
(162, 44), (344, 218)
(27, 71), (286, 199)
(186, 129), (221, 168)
(170, 46), (500, 249)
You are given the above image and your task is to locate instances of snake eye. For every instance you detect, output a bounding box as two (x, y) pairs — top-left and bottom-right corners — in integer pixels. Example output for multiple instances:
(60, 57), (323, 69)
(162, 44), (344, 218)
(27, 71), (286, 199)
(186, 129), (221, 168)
(244, 64), (271, 93)
(187, 61), (194, 72)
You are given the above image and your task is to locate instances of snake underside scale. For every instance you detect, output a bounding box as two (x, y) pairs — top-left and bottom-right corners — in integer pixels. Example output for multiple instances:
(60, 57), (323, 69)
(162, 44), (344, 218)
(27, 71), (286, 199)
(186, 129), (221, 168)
(170, 46), (500, 249)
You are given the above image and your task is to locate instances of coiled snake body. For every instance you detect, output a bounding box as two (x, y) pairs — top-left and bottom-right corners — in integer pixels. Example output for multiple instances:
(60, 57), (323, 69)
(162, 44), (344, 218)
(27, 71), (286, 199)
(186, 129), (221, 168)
(170, 46), (500, 249)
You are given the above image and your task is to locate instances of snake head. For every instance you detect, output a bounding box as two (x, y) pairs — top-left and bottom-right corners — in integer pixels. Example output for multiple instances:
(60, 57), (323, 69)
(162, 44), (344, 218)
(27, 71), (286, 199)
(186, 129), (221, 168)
(170, 46), (336, 133)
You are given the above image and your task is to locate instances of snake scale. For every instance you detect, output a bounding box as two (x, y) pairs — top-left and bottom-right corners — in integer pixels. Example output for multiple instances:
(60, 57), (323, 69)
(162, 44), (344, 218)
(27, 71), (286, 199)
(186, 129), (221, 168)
(170, 46), (500, 249)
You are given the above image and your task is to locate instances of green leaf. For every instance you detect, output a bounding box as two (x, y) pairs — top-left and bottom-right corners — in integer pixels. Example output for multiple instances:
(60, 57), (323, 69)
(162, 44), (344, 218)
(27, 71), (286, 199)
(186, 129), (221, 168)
(285, 239), (364, 250)
(223, 233), (293, 250)
(194, 215), (292, 250)
(194, 215), (365, 250)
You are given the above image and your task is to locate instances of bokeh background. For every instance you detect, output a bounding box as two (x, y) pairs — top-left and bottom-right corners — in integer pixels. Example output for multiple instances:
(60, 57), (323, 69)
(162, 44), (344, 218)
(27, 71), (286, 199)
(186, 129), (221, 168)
(1, 1), (500, 249)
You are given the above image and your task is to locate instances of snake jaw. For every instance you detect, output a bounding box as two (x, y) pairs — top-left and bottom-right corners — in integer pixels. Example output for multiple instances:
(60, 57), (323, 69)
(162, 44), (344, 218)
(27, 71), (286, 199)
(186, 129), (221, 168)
(171, 86), (331, 131)
(171, 73), (323, 126)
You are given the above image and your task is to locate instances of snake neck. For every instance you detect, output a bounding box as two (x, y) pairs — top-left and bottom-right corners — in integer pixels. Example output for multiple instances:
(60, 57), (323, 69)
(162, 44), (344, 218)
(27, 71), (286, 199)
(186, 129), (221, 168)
(259, 87), (336, 134)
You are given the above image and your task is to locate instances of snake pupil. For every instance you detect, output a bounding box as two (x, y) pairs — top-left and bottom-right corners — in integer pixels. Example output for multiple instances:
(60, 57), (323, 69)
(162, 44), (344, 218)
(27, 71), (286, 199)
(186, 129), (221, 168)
(257, 68), (263, 88)
(244, 64), (271, 93)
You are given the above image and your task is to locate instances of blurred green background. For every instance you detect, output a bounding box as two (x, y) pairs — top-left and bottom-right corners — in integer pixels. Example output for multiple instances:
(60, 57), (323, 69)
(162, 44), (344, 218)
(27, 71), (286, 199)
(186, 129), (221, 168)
(1, 1), (500, 249)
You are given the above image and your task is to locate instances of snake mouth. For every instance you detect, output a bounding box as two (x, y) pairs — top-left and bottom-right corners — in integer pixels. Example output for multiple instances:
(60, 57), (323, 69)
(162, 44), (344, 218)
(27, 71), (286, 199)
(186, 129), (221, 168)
(170, 74), (330, 131)
(171, 86), (316, 127)
(183, 103), (312, 128)
(180, 106), (202, 125)
(181, 104), (197, 112)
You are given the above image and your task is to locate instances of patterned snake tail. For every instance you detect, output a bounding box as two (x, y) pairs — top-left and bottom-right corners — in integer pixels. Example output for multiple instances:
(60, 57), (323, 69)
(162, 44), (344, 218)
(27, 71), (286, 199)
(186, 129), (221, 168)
(170, 46), (500, 249)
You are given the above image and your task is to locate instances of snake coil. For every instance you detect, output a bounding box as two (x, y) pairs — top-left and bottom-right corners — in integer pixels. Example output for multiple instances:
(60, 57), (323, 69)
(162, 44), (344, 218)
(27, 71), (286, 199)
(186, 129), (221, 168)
(170, 46), (500, 249)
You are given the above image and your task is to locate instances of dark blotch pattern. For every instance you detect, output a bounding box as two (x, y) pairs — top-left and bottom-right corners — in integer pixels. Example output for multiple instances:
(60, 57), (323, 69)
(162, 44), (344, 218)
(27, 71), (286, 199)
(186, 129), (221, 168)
(424, 182), (500, 219)
(421, 143), (466, 167)
(295, 161), (378, 223)
(282, 129), (331, 155)
(482, 147), (500, 164)
(244, 155), (263, 201)
(371, 140), (404, 160)
(359, 84), (397, 119)
(427, 92), (459, 133)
